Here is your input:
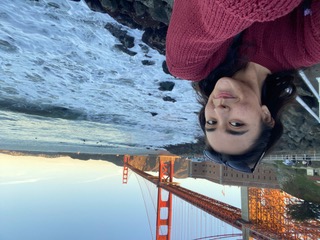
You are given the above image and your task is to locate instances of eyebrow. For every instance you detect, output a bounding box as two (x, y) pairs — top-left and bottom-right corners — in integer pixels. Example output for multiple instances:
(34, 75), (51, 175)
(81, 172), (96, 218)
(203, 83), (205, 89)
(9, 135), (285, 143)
(205, 128), (249, 136)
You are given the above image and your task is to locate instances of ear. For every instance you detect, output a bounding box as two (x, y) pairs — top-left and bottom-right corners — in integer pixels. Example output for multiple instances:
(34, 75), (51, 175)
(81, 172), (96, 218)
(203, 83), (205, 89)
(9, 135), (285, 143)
(261, 105), (275, 128)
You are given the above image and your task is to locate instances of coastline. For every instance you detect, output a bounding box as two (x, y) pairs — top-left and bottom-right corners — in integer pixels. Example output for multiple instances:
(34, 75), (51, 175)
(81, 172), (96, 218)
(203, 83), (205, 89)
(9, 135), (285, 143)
(0, 147), (169, 161)
(0, 139), (203, 161)
(164, 137), (205, 156)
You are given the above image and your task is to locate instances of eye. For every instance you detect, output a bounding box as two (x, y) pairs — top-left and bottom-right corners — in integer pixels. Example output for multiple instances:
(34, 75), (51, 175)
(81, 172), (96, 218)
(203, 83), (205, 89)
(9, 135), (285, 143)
(229, 122), (244, 127)
(206, 120), (217, 125)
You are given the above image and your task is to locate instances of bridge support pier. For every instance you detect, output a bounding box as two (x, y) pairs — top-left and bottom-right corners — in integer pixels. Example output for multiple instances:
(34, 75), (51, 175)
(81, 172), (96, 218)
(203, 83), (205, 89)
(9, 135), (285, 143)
(156, 156), (176, 240)
(122, 155), (130, 184)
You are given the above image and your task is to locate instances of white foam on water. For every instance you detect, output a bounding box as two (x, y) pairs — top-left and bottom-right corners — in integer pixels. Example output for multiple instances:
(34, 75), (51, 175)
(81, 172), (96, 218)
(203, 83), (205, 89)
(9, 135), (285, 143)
(0, 0), (202, 152)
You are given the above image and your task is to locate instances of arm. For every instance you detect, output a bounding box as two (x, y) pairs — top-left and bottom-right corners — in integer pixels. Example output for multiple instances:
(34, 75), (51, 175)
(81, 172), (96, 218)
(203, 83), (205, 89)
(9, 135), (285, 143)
(244, 0), (320, 72)
(166, 0), (303, 81)
(303, 1), (320, 66)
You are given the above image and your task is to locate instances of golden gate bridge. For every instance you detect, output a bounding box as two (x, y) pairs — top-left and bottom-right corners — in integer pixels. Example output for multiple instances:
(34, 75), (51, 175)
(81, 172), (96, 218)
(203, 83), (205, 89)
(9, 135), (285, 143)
(122, 154), (320, 240)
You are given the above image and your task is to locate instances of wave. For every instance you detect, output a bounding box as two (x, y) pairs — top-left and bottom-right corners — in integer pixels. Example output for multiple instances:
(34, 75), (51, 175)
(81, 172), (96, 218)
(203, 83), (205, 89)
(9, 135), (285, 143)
(0, 97), (138, 126)
(0, 97), (84, 120)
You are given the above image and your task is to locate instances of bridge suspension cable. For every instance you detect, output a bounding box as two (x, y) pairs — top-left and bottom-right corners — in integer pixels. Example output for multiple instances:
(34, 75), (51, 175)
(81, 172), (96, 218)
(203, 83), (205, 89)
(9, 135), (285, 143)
(135, 173), (156, 240)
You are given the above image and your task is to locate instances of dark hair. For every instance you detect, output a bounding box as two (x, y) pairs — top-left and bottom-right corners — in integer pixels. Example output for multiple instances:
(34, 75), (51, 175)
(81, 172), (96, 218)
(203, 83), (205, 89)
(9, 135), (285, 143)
(193, 34), (297, 166)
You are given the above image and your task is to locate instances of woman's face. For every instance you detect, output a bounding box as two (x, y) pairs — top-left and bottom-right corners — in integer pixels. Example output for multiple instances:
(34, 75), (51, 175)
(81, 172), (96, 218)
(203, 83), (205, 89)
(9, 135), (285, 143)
(204, 77), (272, 155)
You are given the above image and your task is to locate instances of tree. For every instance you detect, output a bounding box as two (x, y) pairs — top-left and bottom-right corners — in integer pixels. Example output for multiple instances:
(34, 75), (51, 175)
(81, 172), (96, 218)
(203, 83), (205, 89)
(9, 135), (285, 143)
(287, 201), (320, 222)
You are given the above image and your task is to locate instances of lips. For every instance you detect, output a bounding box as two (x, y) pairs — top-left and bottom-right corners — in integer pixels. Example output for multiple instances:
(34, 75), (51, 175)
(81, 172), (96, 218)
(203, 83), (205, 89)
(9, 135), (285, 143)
(214, 92), (235, 99)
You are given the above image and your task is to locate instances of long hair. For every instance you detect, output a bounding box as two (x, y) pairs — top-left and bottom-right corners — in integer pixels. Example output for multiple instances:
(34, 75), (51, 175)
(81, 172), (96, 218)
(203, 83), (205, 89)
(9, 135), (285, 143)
(193, 34), (297, 165)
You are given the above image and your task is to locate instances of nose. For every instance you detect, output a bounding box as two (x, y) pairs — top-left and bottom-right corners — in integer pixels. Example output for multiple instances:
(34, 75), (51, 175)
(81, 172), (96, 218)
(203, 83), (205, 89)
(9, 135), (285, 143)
(214, 105), (230, 118)
(213, 98), (230, 110)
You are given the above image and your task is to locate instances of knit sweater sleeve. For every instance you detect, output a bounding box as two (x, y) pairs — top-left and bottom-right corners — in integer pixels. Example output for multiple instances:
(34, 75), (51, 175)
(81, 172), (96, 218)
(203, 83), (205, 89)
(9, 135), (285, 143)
(166, 0), (303, 81)
(304, 1), (320, 67)
(245, 1), (320, 72)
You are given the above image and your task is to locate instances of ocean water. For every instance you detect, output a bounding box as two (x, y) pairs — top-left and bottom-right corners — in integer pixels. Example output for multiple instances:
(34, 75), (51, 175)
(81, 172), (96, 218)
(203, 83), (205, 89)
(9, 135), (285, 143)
(0, 0), (201, 154)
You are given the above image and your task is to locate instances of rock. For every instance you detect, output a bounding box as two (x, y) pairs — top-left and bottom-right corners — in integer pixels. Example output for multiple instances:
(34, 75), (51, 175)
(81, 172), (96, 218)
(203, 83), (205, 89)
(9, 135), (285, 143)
(136, 0), (154, 9)
(100, 0), (119, 12)
(159, 81), (175, 91)
(82, 0), (107, 13)
(141, 60), (155, 65)
(84, 0), (169, 54)
(148, 1), (170, 24)
(162, 60), (170, 75)
(113, 44), (137, 56)
(111, 13), (144, 29)
(163, 96), (176, 102)
(142, 27), (167, 54)
(150, 112), (158, 116)
(105, 23), (135, 48)
(300, 138), (310, 149)
(139, 44), (149, 54)
(133, 2), (148, 16)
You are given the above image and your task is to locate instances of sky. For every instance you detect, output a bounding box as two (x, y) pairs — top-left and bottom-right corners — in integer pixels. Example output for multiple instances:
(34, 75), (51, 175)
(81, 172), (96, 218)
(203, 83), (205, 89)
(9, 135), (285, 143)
(0, 153), (242, 240)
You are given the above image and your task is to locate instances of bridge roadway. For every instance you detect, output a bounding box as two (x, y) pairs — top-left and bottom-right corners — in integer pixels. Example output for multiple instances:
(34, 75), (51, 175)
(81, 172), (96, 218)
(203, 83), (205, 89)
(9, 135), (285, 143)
(126, 163), (280, 240)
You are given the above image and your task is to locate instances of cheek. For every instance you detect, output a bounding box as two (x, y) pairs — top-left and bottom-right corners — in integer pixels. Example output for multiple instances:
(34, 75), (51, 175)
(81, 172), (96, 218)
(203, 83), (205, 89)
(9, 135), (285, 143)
(236, 105), (262, 128)
(204, 104), (211, 120)
(234, 102), (260, 116)
(232, 104), (250, 115)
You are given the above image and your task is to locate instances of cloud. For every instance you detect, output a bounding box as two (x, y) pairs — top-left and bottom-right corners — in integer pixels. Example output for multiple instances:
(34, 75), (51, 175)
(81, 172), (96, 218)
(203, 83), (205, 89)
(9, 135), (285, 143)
(77, 173), (120, 183)
(0, 178), (41, 185)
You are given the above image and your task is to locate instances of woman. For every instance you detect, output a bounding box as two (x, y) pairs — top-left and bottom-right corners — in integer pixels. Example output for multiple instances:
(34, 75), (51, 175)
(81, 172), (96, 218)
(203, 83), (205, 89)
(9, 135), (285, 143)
(166, 0), (320, 172)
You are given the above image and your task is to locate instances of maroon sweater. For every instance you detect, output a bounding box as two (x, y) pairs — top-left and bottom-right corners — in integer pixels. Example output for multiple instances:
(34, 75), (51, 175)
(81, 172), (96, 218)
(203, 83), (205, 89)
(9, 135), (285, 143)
(166, 0), (320, 81)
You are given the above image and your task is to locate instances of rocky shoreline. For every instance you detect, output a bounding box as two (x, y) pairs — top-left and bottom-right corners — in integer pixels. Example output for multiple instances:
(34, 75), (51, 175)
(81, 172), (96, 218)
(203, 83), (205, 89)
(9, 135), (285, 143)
(83, 0), (320, 153)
